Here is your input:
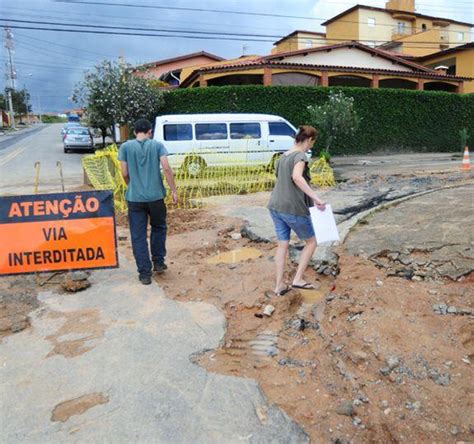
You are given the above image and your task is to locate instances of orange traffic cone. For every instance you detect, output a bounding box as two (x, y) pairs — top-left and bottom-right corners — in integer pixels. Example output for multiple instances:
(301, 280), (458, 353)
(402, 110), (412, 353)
(462, 147), (471, 171)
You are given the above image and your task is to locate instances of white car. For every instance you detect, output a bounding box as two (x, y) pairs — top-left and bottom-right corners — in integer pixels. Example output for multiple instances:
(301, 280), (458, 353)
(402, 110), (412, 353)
(63, 127), (94, 153)
(153, 113), (297, 175)
(61, 121), (82, 137)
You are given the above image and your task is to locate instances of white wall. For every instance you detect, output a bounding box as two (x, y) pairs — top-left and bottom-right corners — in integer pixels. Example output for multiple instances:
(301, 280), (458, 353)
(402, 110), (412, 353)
(279, 47), (413, 71)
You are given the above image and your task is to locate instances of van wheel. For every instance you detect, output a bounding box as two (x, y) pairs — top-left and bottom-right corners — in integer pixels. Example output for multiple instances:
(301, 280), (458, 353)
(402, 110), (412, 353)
(181, 155), (206, 178)
(267, 153), (282, 173)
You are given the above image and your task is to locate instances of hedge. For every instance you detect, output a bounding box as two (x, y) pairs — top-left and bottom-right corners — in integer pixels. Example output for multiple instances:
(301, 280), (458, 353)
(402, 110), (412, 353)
(160, 86), (474, 155)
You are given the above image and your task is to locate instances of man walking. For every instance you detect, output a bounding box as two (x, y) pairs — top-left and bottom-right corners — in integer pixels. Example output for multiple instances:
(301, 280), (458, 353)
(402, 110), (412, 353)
(119, 118), (178, 285)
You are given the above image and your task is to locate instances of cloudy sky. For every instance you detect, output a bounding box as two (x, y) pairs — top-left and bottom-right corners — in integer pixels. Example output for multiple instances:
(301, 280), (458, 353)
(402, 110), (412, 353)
(1, 0), (472, 113)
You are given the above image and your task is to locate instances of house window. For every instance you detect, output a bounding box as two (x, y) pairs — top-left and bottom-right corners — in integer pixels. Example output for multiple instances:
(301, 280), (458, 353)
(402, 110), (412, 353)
(230, 123), (261, 139)
(195, 123), (228, 140)
(397, 22), (406, 34)
(368, 17), (376, 27)
(269, 122), (296, 137)
(457, 32), (464, 41)
(164, 124), (192, 141)
(305, 39), (312, 48)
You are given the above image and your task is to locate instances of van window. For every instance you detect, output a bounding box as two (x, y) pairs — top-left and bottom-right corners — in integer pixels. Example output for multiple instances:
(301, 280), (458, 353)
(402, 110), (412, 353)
(164, 124), (192, 141)
(230, 123), (261, 139)
(195, 123), (228, 140)
(269, 122), (296, 137)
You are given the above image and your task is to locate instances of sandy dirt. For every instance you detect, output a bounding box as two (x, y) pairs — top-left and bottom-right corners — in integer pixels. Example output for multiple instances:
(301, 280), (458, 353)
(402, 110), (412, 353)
(149, 208), (474, 443)
(0, 275), (39, 338)
(51, 393), (109, 423)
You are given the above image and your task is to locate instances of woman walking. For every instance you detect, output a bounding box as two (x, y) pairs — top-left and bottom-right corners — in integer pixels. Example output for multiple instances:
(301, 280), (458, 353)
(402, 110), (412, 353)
(268, 125), (326, 296)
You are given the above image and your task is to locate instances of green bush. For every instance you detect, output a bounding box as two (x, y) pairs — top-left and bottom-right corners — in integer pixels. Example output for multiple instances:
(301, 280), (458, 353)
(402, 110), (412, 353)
(160, 86), (474, 155)
(41, 115), (68, 123)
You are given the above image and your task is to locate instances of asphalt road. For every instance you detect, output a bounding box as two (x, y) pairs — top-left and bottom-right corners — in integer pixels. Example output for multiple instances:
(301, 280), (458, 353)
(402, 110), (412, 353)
(0, 123), (87, 196)
(332, 152), (463, 179)
(0, 125), (49, 152)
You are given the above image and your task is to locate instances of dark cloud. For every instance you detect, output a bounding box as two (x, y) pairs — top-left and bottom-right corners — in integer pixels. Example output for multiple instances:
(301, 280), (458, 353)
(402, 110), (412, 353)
(1, 0), (472, 113)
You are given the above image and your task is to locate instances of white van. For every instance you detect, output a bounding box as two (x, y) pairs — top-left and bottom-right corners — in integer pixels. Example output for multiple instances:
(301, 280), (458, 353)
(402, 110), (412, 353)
(153, 113), (297, 175)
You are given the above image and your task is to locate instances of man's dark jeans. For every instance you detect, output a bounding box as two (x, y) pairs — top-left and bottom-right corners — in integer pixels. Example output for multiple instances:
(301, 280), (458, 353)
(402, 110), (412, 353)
(127, 199), (167, 277)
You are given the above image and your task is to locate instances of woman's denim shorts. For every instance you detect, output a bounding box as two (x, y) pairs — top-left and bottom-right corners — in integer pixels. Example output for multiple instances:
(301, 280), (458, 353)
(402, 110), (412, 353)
(269, 209), (315, 241)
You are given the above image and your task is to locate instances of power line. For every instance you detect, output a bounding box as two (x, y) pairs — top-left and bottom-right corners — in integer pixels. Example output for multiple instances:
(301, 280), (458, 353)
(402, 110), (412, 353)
(13, 31), (117, 59)
(0, 57), (93, 71)
(2, 17), (280, 39)
(1, 24), (271, 43)
(2, 5), (289, 34)
(2, 19), (469, 46)
(14, 40), (100, 65)
(51, 0), (474, 33)
(323, 0), (474, 12)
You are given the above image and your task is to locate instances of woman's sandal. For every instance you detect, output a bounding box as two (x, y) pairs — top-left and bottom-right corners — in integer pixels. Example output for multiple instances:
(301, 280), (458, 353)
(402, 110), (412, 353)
(291, 282), (316, 290)
(264, 286), (292, 298)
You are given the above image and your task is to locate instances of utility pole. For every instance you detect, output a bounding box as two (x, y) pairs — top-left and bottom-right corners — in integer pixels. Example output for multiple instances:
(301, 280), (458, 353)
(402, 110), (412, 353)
(4, 27), (16, 129)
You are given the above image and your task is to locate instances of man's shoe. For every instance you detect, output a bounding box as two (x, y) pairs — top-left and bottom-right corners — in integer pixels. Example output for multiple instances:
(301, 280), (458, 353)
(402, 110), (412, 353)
(139, 274), (152, 285)
(153, 263), (168, 274)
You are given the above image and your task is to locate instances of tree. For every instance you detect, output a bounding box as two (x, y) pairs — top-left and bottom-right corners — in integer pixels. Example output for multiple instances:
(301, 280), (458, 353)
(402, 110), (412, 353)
(459, 128), (469, 150)
(73, 60), (164, 146)
(307, 90), (360, 159)
(1, 88), (32, 123)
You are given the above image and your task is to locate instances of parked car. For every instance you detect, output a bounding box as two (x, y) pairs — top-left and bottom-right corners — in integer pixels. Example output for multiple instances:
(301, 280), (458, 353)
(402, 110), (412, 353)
(153, 113), (297, 176)
(63, 127), (94, 153)
(61, 121), (82, 137)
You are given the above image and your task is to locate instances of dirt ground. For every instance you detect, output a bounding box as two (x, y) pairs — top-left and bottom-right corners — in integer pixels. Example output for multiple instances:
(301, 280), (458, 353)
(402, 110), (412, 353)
(0, 275), (39, 338)
(155, 208), (473, 443)
(2, 207), (472, 443)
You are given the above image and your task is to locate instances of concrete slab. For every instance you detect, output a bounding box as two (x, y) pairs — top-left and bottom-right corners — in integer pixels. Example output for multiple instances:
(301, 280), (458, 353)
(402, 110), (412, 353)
(0, 257), (308, 443)
(345, 185), (474, 280)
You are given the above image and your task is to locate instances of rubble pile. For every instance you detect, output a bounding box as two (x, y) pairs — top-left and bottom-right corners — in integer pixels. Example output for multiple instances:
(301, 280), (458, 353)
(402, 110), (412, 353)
(369, 246), (473, 281)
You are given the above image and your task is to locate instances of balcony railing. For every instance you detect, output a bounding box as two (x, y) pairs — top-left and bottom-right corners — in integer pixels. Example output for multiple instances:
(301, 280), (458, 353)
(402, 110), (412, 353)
(392, 26), (414, 37)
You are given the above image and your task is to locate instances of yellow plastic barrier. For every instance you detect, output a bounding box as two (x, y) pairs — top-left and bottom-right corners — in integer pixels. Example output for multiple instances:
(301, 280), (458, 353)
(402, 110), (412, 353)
(82, 144), (127, 212)
(82, 145), (336, 211)
(310, 157), (336, 187)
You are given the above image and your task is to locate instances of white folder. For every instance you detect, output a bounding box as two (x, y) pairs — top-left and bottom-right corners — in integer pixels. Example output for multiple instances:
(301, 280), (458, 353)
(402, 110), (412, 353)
(309, 204), (340, 244)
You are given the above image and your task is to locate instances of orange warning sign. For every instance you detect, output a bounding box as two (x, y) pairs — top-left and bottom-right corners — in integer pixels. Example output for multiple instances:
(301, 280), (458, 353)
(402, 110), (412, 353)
(0, 191), (118, 275)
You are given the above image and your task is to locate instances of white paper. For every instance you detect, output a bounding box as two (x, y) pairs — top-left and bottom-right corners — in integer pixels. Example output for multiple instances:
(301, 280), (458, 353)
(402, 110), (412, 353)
(310, 204), (340, 244)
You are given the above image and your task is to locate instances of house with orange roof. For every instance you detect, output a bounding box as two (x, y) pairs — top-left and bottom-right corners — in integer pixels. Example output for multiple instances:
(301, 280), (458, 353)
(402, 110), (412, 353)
(414, 43), (474, 93)
(133, 51), (225, 86)
(180, 41), (469, 93)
